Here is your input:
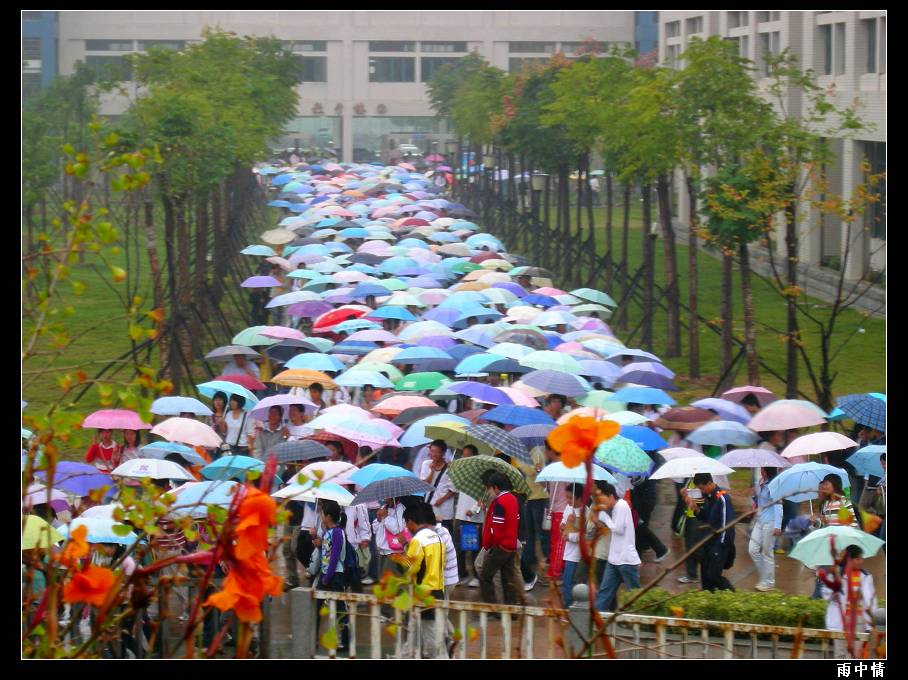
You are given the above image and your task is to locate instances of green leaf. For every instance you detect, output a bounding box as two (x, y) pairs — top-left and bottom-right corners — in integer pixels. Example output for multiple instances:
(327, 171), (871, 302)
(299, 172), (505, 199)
(392, 592), (412, 611)
(111, 523), (132, 536)
(207, 505), (227, 523)
(320, 627), (338, 650)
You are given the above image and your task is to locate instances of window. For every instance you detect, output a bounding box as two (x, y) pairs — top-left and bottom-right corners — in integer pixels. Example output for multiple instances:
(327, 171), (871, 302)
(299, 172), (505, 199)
(863, 19), (877, 73)
(666, 21), (680, 38)
(863, 142), (886, 240)
(665, 43), (681, 69)
(421, 57), (461, 81)
(818, 24), (832, 75)
(23, 72), (41, 99)
(421, 42), (467, 53)
(369, 41), (415, 52)
(560, 41), (606, 54)
(728, 11), (749, 29)
(834, 22), (846, 75)
(508, 42), (555, 53)
(369, 57), (415, 82)
(295, 40), (327, 52)
(23, 11), (42, 21)
(295, 55), (327, 82)
(85, 39), (134, 51)
(137, 40), (185, 51)
(22, 37), (41, 61)
(757, 11), (781, 23)
(84, 55), (133, 80)
(686, 16), (703, 34)
(508, 57), (549, 73)
(879, 17), (886, 73)
(759, 31), (780, 76)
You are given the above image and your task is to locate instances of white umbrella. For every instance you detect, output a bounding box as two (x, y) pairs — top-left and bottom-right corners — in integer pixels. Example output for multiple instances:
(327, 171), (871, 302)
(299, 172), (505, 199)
(272, 481), (354, 506)
(658, 447), (707, 462)
(299, 461), (358, 486)
(111, 458), (195, 481)
(781, 432), (858, 459)
(536, 462), (617, 484)
(80, 504), (120, 519)
(649, 457), (734, 480)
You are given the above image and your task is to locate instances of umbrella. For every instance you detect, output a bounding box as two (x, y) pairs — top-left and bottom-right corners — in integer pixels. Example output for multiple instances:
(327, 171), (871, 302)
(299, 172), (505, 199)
(649, 457), (735, 480)
(200, 455), (264, 482)
(140, 441), (208, 466)
(249, 394), (318, 420)
(445, 381), (514, 406)
(400, 414), (470, 448)
(196, 380), (259, 409)
(687, 420), (761, 447)
(722, 386), (778, 407)
(690, 398), (751, 425)
(217, 373), (268, 392)
(569, 288), (618, 307)
(151, 396), (213, 417)
(325, 421), (400, 448)
(232, 326), (280, 347)
(351, 477), (435, 505)
(58, 518), (138, 546)
(610, 386), (676, 406)
(273, 481), (355, 506)
(464, 424), (531, 464)
(170, 480), (239, 518)
(509, 424), (556, 449)
(481, 405), (555, 427)
(659, 447), (707, 462)
(151, 417), (223, 448)
(392, 406), (448, 425)
(348, 464), (417, 488)
(306, 432), (359, 462)
(82, 409), (152, 430)
(717, 448), (792, 469)
(268, 439), (332, 464)
(423, 421), (471, 450)
(24, 483), (68, 509)
(536, 462), (617, 484)
(836, 393), (886, 432)
(619, 425), (668, 451)
(371, 395), (437, 417)
(22, 515), (64, 549)
(519, 350), (583, 374)
(394, 372), (449, 392)
(603, 411), (649, 427)
(748, 401), (826, 432)
(521, 370), (590, 397)
(112, 458), (194, 481)
(768, 462), (850, 503)
(298, 461), (358, 486)
(617, 363), (679, 391)
(272, 369), (338, 389)
(334, 369), (395, 389)
(594, 436), (653, 476)
(284, 353), (346, 372)
(36, 463), (112, 497)
(846, 445), (885, 478)
(781, 432), (859, 459)
(447, 455), (530, 500)
(653, 407), (718, 432)
(789, 525), (885, 568)
(241, 275), (282, 288)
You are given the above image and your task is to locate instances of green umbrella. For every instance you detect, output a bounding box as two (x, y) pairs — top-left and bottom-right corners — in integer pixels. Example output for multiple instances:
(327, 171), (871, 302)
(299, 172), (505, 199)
(377, 279), (408, 291)
(452, 262), (482, 274)
(448, 455), (530, 501)
(572, 303), (613, 317)
(232, 326), (280, 347)
(789, 525), (885, 568)
(305, 337), (335, 353)
(519, 350), (584, 374)
(394, 372), (449, 392)
(594, 435), (653, 475)
(22, 515), (63, 550)
(578, 391), (626, 412)
(570, 288), (618, 308)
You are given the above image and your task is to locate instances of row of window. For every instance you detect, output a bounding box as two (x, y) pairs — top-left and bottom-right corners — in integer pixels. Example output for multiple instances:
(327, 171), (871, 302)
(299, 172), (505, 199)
(666, 12), (782, 37)
(85, 39), (186, 51)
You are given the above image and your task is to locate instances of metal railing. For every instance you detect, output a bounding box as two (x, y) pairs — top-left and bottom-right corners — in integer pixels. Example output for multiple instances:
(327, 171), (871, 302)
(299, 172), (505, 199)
(286, 587), (872, 660)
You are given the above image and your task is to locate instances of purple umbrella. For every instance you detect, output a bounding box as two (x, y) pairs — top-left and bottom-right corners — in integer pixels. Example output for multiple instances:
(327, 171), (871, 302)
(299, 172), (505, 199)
(37, 462), (112, 497)
(618, 373), (679, 391)
(322, 292), (354, 304)
(415, 211), (439, 221)
(287, 300), (333, 318)
(241, 276), (282, 288)
(399, 205), (422, 213)
(446, 381), (515, 406)
(409, 358), (457, 372)
(289, 253), (327, 265)
(406, 275), (442, 288)
(578, 360), (622, 384)
(422, 307), (461, 325)
(491, 282), (527, 298)
(691, 398), (752, 425)
(414, 335), (458, 350)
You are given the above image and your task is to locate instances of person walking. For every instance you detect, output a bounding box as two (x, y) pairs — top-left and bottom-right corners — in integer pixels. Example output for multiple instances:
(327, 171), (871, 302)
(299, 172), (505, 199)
(421, 440), (456, 534)
(749, 467), (782, 591)
(401, 503), (448, 659)
(593, 482), (641, 611)
(372, 497), (408, 578)
(453, 445), (485, 587)
(479, 472), (525, 606)
(631, 451), (670, 563)
(682, 473), (736, 592)
(514, 443), (549, 592)
(223, 395), (254, 456)
(560, 484), (589, 607)
(820, 545), (877, 659)
(252, 405), (287, 460)
(315, 500), (349, 650)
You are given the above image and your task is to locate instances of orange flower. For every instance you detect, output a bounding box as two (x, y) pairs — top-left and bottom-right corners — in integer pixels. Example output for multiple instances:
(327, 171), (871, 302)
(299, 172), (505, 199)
(548, 417), (620, 468)
(234, 487), (278, 560)
(63, 565), (116, 607)
(60, 524), (89, 567)
(205, 552), (282, 623)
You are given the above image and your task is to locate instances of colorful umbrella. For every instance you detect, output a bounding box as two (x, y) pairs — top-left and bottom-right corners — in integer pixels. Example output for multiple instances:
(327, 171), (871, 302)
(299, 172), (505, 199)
(170, 480), (239, 518)
(394, 372), (449, 392)
(36, 462), (112, 497)
(445, 381), (514, 406)
(609, 386), (676, 406)
(22, 515), (64, 549)
(481, 405), (555, 427)
(835, 393), (886, 432)
(721, 386), (777, 407)
(687, 420), (761, 447)
(140, 441), (208, 466)
(284, 353), (346, 372)
(274, 481), (355, 506)
(58, 518), (138, 546)
(196, 380), (259, 409)
(201, 455), (264, 482)
(271, 369), (338, 389)
(249, 393), (318, 420)
(371, 395), (438, 417)
(619, 425), (668, 451)
(217, 373), (268, 392)
(521, 370), (591, 397)
(268, 439), (333, 464)
(299, 461), (358, 486)
(748, 401), (826, 432)
(690, 398), (751, 425)
(594, 436), (653, 476)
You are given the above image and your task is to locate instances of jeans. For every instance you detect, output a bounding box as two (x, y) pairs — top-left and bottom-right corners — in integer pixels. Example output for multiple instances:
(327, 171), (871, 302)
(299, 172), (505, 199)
(562, 560), (579, 607)
(700, 542), (735, 592)
(521, 499), (548, 581)
(595, 562), (640, 612)
(748, 521), (776, 587)
(316, 573), (349, 648)
(480, 546), (524, 606)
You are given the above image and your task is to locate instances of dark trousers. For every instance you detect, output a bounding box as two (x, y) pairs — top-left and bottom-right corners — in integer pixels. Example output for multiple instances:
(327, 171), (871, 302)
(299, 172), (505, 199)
(781, 500), (798, 532)
(634, 496), (667, 557)
(316, 573), (349, 648)
(520, 498), (548, 581)
(684, 516), (711, 579)
(480, 546), (523, 605)
(700, 542), (735, 592)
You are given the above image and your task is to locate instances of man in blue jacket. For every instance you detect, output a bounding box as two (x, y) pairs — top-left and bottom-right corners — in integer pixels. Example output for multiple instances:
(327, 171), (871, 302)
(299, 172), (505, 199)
(682, 473), (736, 591)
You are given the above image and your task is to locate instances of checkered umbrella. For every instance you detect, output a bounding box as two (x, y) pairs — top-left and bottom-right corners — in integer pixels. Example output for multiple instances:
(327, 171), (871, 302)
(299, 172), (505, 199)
(464, 424), (531, 464)
(448, 455), (531, 500)
(510, 424), (556, 449)
(351, 476), (435, 505)
(836, 393), (886, 432)
(268, 439), (333, 464)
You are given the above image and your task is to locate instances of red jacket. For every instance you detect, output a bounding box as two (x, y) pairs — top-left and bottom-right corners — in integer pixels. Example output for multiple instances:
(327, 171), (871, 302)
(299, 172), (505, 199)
(482, 491), (519, 551)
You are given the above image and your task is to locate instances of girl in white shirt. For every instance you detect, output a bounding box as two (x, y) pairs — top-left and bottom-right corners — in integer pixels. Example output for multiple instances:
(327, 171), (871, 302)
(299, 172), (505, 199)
(224, 395), (254, 455)
(560, 484), (590, 607)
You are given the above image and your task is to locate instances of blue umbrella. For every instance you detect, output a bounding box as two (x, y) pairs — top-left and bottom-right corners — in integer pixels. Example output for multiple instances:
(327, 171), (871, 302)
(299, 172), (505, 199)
(335, 369), (395, 389)
(330, 341), (379, 356)
(577, 360), (621, 384)
(393, 346), (453, 364)
(446, 381), (514, 405)
(687, 420), (761, 447)
(241, 245), (278, 257)
(351, 283), (391, 299)
(610, 386), (675, 406)
(422, 307), (461, 326)
(334, 319), (381, 333)
(691, 398), (751, 425)
(196, 380), (259, 409)
(170, 480), (240, 519)
(58, 518), (138, 546)
(37, 462), (111, 497)
(366, 306), (418, 323)
(453, 307), (504, 327)
(268, 200), (292, 208)
(836, 393), (886, 432)
(482, 405), (555, 427)
(285, 353), (346, 372)
(510, 424), (556, 450)
(521, 370), (591, 398)
(140, 441), (208, 466)
(455, 353), (508, 376)
(201, 455), (264, 482)
(452, 327), (496, 348)
(522, 294), (559, 308)
(768, 462), (850, 503)
(150, 396), (214, 417)
(347, 464), (418, 488)
(846, 444), (885, 478)
(271, 174), (294, 186)
(619, 425), (668, 451)
(339, 227), (370, 238)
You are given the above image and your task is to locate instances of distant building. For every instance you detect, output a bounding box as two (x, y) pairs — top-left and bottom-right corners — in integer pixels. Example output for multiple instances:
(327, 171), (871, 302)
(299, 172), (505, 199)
(22, 11), (58, 100)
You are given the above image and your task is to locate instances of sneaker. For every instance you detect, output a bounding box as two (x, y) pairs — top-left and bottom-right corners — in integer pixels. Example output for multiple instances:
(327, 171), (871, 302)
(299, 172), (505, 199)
(774, 548), (786, 555)
(524, 575), (538, 592)
(755, 583), (775, 592)
(468, 578), (480, 588)
(677, 575), (698, 584)
(653, 550), (670, 563)
(361, 576), (375, 585)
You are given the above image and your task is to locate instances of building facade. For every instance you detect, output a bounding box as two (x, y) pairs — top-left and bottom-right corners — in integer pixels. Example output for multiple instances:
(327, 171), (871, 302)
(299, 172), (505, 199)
(22, 11), (58, 100)
(55, 10), (636, 164)
(659, 11), (886, 281)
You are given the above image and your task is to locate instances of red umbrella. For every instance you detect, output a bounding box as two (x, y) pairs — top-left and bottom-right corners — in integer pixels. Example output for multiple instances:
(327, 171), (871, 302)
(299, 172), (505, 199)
(313, 307), (367, 330)
(217, 373), (267, 392)
(722, 385), (778, 407)
(305, 431), (358, 462)
(470, 252), (500, 264)
(399, 218), (431, 227)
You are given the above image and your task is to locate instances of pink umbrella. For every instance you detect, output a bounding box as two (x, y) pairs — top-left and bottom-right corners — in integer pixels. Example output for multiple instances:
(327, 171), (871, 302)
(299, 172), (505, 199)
(241, 276), (282, 288)
(287, 301), (333, 318)
(781, 432), (858, 459)
(82, 409), (152, 431)
(371, 395), (437, 417)
(368, 419), (405, 440)
(497, 387), (540, 408)
(249, 394), (318, 420)
(533, 287), (567, 296)
(346, 330), (403, 344)
(358, 240), (393, 253)
(397, 162), (416, 171)
(260, 326), (306, 341)
(371, 206), (400, 218)
(418, 291), (448, 306)
(426, 154), (445, 162)
(722, 385), (778, 407)
(748, 402), (826, 432)
(151, 417), (223, 448)
(659, 447), (707, 462)
(332, 271), (370, 283)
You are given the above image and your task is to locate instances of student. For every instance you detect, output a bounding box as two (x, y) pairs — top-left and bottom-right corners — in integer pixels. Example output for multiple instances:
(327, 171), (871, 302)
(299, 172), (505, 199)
(820, 546), (877, 659)
(223, 395), (254, 455)
(479, 472), (524, 606)
(682, 474), (736, 592)
(252, 405), (287, 459)
(453, 445), (485, 587)
(749, 467), (782, 591)
(401, 503), (448, 659)
(560, 483), (589, 607)
(593, 482), (641, 611)
(372, 497), (408, 578)
(315, 500), (349, 650)
(85, 429), (120, 473)
(119, 430), (142, 464)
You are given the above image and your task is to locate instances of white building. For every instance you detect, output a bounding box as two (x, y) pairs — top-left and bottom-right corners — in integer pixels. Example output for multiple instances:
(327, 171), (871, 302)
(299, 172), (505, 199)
(659, 11), (885, 281)
(56, 10), (634, 164)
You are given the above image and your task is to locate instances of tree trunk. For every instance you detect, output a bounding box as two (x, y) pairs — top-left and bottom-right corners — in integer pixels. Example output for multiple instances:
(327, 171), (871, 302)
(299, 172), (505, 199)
(176, 197), (193, 388)
(620, 183), (631, 320)
(785, 195), (799, 398)
(211, 182), (225, 306)
(657, 174), (681, 357)
(143, 193), (166, 376)
(605, 173), (614, 291)
(739, 242), (759, 384)
(685, 175), (700, 379)
(195, 194), (209, 322)
(161, 192), (181, 390)
(720, 251), (734, 389)
(642, 183), (654, 352)
(575, 156), (583, 241)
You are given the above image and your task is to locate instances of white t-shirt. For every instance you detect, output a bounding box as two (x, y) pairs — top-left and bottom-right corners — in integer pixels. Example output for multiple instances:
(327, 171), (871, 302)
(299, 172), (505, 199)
(222, 360), (261, 379)
(411, 446), (453, 479)
(287, 422), (314, 440)
(224, 410), (254, 449)
(561, 506), (583, 563)
(345, 503), (372, 545)
(420, 460), (455, 521)
(597, 499), (641, 566)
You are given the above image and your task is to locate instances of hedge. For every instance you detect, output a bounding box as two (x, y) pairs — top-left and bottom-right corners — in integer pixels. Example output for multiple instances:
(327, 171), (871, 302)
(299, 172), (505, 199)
(619, 588), (828, 630)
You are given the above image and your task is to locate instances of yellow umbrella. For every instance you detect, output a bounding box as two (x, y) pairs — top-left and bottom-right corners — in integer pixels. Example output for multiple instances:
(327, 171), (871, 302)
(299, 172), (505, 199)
(271, 369), (337, 389)
(361, 347), (403, 364)
(261, 229), (297, 245)
(22, 515), (63, 550)
(480, 259), (513, 271)
(477, 272), (512, 284)
(452, 282), (489, 292)
(423, 421), (473, 450)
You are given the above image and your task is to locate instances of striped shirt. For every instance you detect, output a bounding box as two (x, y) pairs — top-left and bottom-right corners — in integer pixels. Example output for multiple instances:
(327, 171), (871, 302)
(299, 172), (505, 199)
(820, 496), (858, 527)
(154, 518), (187, 553)
(434, 523), (459, 587)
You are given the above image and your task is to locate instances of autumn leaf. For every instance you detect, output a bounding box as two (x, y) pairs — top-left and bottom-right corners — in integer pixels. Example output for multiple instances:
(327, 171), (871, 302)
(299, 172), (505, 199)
(146, 307), (165, 323)
(110, 266), (127, 283)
